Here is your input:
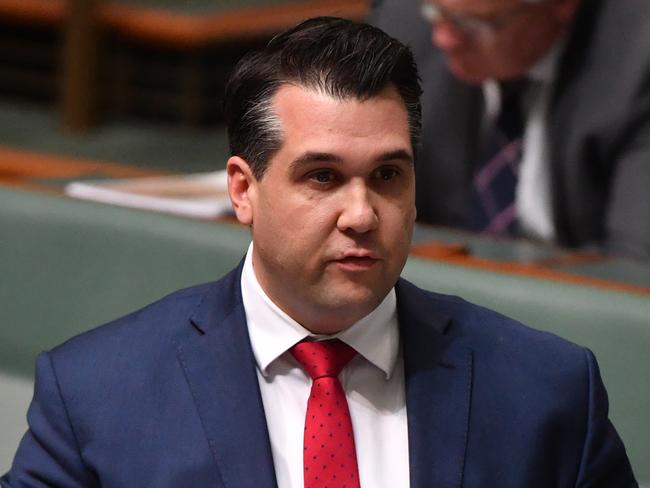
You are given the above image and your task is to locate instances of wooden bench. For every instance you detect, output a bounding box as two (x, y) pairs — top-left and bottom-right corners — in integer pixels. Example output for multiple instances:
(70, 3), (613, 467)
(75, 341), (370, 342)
(0, 0), (368, 129)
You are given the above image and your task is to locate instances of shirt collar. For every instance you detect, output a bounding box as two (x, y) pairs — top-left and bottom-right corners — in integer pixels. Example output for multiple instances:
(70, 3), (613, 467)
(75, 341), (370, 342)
(483, 34), (566, 116)
(527, 34), (566, 83)
(241, 242), (400, 379)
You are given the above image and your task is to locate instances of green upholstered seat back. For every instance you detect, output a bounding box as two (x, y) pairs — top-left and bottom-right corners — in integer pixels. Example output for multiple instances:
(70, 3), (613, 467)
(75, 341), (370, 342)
(0, 187), (250, 376)
(1, 187), (648, 484)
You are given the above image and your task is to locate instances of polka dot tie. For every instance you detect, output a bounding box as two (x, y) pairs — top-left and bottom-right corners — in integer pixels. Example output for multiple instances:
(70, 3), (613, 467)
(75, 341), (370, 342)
(290, 339), (361, 488)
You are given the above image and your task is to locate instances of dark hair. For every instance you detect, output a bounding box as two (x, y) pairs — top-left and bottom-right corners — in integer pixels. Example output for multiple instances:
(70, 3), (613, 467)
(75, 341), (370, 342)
(223, 16), (422, 179)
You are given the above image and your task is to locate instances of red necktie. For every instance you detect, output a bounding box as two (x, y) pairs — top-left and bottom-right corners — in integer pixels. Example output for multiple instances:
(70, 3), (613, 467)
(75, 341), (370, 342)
(290, 340), (361, 488)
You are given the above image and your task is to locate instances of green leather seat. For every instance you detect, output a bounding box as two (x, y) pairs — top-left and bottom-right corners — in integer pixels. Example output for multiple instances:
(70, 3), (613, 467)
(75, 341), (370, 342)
(0, 187), (250, 377)
(1, 186), (648, 484)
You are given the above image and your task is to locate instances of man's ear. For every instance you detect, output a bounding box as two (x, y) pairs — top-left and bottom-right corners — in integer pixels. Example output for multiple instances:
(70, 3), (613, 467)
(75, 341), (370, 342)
(227, 156), (257, 225)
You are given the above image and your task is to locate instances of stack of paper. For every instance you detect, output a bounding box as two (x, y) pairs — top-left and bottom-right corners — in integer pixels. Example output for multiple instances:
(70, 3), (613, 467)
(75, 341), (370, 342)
(65, 170), (233, 219)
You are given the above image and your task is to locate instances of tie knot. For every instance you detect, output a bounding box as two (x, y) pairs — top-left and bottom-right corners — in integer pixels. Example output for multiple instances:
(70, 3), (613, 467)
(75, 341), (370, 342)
(290, 339), (356, 380)
(498, 78), (528, 138)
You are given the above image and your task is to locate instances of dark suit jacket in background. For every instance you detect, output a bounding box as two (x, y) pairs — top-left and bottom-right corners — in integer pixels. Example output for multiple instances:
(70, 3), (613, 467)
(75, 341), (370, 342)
(2, 263), (636, 487)
(369, 0), (650, 258)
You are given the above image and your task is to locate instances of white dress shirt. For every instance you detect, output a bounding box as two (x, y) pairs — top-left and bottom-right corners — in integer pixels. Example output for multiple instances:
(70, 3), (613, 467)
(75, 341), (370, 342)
(240, 243), (410, 488)
(483, 39), (565, 241)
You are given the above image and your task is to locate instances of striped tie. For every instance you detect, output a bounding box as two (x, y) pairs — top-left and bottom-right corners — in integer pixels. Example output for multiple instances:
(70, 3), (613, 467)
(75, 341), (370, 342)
(470, 79), (528, 235)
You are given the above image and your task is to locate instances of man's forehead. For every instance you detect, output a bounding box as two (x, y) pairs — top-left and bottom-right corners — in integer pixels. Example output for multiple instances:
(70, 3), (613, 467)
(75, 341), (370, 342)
(266, 83), (413, 166)
(269, 83), (410, 131)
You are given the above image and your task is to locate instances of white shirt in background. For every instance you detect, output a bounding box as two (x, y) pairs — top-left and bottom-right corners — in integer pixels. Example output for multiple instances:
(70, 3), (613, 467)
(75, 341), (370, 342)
(483, 39), (565, 241)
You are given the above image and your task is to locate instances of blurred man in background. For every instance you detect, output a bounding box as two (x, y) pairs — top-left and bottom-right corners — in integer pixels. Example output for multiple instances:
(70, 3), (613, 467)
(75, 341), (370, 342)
(370, 0), (650, 258)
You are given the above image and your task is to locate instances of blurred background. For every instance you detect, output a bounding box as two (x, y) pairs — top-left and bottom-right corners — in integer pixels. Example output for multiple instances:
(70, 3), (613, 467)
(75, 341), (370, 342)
(0, 0), (367, 177)
(0, 0), (648, 483)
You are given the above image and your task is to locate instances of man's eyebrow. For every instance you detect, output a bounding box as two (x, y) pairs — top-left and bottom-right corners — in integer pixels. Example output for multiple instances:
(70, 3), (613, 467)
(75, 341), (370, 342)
(289, 149), (413, 170)
(290, 152), (344, 167)
(378, 149), (414, 165)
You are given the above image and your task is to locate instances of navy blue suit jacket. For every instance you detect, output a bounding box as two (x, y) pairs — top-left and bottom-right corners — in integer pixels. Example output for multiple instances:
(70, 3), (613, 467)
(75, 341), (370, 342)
(3, 264), (636, 487)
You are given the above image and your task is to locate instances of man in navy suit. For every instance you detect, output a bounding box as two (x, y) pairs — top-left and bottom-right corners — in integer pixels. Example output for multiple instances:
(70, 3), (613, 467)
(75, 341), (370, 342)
(2, 17), (637, 488)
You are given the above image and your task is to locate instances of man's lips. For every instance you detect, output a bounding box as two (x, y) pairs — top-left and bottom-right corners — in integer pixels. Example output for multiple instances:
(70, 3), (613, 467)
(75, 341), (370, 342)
(331, 252), (380, 270)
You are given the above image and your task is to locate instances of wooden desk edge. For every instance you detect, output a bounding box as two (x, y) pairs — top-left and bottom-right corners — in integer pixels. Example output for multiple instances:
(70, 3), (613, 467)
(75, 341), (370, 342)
(411, 244), (650, 297)
(100, 0), (368, 48)
(0, 0), (65, 24)
(1, 0), (368, 47)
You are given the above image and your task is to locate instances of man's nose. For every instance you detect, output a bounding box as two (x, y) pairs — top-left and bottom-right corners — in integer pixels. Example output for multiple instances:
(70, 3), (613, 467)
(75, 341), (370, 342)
(336, 181), (378, 234)
(431, 19), (466, 50)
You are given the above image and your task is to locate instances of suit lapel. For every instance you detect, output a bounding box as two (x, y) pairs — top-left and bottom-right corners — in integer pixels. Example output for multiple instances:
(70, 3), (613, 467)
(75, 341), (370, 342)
(177, 265), (277, 488)
(546, 0), (600, 245)
(174, 270), (473, 488)
(397, 280), (473, 488)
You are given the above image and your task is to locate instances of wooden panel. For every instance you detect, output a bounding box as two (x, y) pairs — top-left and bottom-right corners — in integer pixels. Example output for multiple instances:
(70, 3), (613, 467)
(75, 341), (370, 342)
(0, 0), (64, 25)
(100, 0), (368, 49)
(60, 0), (104, 131)
(0, 145), (160, 192)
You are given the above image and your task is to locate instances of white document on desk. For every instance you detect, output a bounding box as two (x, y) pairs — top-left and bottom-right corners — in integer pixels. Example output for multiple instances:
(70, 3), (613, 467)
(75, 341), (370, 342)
(64, 170), (233, 219)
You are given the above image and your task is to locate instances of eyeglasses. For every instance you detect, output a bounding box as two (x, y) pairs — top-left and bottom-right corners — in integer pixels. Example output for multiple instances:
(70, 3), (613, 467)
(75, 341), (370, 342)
(421, 1), (538, 39)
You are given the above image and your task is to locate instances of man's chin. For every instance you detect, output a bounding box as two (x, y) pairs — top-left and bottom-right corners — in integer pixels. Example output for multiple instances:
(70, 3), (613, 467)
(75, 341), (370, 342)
(446, 59), (488, 85)
(323, 280), (390, 315)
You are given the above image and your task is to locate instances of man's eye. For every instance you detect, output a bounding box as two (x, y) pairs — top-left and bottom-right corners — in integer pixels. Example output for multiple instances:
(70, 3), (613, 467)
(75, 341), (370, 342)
(308, 171), (335, 184)
(375, 167), (400, 181)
